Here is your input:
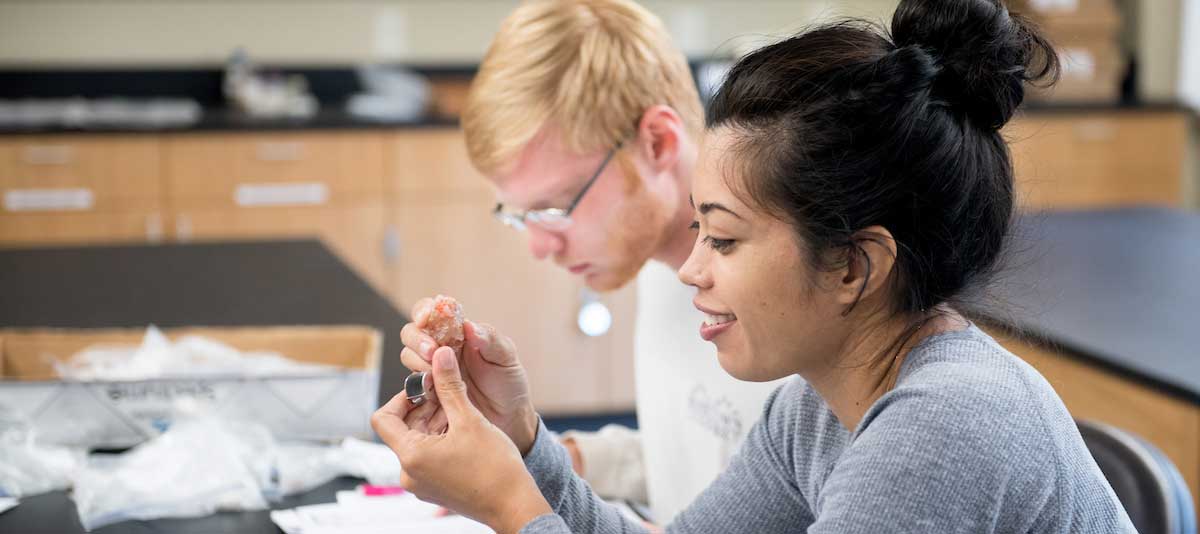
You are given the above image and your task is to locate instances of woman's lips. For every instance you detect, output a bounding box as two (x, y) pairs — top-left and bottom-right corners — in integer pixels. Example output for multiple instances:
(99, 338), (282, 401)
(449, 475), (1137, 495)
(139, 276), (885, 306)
(699, 318), (736, 341)
(568, 263), (591, 275)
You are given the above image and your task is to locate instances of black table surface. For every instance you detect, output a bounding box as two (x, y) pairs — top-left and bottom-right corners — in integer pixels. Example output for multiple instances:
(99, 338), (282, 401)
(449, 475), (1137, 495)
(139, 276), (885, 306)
(970, 207), (1200, 404)
(1, 478), (361, 534)
(0, 240), (409, 534)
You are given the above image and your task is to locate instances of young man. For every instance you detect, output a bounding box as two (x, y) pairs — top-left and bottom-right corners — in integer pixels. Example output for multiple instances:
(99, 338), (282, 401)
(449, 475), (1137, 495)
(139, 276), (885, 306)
(425, 0), (782, 522)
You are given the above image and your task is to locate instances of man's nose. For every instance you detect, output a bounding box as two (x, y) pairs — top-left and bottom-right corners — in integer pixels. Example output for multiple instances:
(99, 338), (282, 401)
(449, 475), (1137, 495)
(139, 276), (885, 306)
(527, 226), (565, 260)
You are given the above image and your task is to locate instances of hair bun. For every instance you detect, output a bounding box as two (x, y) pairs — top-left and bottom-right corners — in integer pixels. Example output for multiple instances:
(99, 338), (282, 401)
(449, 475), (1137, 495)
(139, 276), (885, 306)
(890, 0), (1059, 129)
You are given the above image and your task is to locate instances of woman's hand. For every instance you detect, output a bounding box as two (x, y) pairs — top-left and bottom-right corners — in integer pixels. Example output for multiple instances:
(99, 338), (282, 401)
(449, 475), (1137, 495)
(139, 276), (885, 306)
(372, 347), (552, 534)
(401, 297), (539, 454)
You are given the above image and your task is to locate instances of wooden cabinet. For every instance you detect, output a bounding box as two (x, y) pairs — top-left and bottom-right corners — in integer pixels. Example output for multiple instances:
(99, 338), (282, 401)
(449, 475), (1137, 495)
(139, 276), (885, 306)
(388, 130), (490, 197)
(0, 136), (164, 246)
(1007, 111), (1191, 209)
(988, 330), (1200, 514)
(164, 132), (385, 208)
(163, 132), (390, 296)
(0, 211), (163, 245)
(386, 130), (638, 414)
(0, 135), (163, 212)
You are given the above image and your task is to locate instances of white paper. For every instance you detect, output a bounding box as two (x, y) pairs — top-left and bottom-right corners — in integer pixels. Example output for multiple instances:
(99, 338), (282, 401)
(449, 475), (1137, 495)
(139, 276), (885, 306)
(271, 491), (492, 534)
(0, 497), (18, 515)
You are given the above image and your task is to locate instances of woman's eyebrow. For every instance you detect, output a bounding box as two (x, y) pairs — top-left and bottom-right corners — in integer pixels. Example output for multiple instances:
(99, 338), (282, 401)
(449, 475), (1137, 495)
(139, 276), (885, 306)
(699, 201), (743, 220)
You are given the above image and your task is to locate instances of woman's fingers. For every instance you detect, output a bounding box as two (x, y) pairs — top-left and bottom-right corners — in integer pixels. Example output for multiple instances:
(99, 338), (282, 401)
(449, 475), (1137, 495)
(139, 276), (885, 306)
(401, 322), (438, 362)
(430, 347), (482, 426)
(370, 392), (414, 448)
(401, 347), (433, 373)
(465, 321), (520, 367)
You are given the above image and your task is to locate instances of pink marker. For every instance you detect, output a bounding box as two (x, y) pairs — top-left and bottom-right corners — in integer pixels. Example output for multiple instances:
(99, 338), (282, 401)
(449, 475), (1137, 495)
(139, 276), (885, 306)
(361, 485), (406, 496)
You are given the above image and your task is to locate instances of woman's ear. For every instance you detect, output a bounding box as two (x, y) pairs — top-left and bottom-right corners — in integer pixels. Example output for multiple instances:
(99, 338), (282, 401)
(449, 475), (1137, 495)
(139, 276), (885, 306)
(634, 105), (683, 175)
(835, 225), (898, 314)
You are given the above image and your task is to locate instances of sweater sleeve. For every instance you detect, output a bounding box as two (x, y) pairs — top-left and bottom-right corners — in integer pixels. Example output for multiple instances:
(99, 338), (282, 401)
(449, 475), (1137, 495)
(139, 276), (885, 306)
(522, 384), (810, 534)
(520, 419), (650, 534)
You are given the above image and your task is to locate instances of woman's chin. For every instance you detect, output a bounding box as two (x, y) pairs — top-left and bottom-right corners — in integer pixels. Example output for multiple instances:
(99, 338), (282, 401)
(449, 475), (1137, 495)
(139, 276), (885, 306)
(715, 352), (753, 381)
(717, 350), (768, 382)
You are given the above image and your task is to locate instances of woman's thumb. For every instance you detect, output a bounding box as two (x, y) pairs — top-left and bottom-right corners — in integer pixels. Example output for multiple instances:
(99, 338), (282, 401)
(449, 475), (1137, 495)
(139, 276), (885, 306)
(432, 346), (475, 423)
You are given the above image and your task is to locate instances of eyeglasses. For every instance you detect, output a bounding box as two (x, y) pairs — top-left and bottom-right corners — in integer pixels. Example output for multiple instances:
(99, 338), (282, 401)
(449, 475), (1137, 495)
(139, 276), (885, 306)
(492, 142), (622, 232)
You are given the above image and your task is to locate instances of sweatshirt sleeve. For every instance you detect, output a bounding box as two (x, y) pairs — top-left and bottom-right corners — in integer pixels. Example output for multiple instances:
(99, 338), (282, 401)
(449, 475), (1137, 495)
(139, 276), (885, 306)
(561, 425), (647, 503)
(520, 419), (650, 534)
(521, 384), (811, 534)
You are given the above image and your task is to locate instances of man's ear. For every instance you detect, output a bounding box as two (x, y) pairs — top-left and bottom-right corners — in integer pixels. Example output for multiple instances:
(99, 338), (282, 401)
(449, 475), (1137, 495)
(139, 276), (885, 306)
(834, 225), (898, 315)
(634, 105), (684, 175)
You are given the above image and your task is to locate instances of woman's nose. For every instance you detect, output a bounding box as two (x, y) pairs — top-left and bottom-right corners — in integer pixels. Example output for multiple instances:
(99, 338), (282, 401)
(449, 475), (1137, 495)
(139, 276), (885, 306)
(678, 245), (710, 289)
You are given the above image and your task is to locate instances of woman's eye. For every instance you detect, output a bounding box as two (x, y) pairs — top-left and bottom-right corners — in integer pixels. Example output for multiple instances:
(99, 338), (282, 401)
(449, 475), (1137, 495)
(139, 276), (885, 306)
(703, 236), (735, 253)
(690, 221), (734, 253)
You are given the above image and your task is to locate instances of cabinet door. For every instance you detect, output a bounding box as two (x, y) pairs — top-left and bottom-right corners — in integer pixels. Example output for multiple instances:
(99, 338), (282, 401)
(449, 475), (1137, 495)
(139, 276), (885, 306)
(389, 196), (637, 415)
(1007, 112), (1189, 209)
(165, 132), (386, 209)
(0, 211), (164, 246)
(174, 202), (390, 296)
(388, 129), (490, 197)
(0, 135), (162, 214)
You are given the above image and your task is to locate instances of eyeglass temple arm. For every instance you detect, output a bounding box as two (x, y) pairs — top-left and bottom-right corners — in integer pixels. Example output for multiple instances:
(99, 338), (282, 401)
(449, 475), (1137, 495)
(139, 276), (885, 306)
(565, 143), (622, 216)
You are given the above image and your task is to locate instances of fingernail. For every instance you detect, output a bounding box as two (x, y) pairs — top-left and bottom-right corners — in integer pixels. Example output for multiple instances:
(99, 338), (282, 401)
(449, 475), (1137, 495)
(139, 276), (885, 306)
(436, 348), (456, 370)
(419, 341), (434, 360)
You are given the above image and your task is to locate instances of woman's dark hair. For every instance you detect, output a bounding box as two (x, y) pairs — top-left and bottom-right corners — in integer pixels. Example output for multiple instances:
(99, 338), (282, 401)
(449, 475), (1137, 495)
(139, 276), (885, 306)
(708, 0), (1059, 318)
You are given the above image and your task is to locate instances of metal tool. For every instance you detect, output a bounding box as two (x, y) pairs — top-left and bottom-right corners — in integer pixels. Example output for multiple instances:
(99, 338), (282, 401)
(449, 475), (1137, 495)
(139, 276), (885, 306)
(405, 371), (431, 406)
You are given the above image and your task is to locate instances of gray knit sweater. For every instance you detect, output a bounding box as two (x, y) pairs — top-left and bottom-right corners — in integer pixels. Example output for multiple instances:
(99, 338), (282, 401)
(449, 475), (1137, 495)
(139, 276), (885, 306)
(521, 325), (1136, 533)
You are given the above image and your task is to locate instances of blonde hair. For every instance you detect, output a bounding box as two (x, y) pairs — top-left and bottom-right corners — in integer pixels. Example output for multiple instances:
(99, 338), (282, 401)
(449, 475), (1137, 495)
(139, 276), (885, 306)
(462, 0), (703, 175)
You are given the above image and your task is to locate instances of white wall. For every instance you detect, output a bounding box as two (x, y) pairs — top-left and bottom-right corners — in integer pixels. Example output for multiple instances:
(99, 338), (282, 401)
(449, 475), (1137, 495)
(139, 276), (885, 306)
(0, 0), (895, 66)
(1, 0), (1187, 105)
(1179, 0), (1200, 109)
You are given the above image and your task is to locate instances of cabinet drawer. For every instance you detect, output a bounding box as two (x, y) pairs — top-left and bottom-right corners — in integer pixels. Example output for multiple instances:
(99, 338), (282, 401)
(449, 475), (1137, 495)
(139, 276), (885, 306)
(165, 132), (386, 209)
(0, 211), (164, 245)
(0, 136), (162, 213)
(1007, 112), (1189, 209)
(171, 201), (389, 295)
(388, 130), (491, 198)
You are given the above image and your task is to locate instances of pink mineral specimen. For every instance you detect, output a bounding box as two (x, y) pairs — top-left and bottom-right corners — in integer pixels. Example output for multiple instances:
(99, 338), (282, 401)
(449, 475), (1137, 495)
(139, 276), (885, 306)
(422, 294), (465, 356)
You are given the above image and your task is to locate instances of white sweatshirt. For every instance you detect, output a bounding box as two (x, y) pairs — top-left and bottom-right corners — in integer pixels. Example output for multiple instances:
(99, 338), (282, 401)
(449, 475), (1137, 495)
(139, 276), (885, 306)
(564, 261), (785, 522)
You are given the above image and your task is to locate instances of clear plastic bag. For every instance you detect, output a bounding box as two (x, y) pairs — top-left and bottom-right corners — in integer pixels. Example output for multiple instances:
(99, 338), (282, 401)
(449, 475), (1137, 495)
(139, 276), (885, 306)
(69, 413), (402, 530)
(71, 416), (273, 530)
(267, 437), (401, 499)
(0, 418), (84, 498)
(55, 325), (338, 381)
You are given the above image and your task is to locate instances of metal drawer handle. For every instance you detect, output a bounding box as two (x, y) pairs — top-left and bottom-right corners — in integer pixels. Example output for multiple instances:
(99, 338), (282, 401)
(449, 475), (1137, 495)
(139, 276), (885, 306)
(22, 145), (75, 165)
(255, 141), (305, 162)
(1074, 120), (1117, 142)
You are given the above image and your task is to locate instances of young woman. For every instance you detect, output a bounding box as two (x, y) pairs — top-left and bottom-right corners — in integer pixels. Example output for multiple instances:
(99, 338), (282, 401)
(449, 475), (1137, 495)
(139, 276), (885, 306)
(372, 0), (1136, 532)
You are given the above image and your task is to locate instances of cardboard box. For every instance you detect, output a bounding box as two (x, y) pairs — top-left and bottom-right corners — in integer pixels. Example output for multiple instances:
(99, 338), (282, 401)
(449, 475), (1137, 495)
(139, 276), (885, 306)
(1028, 37), (1124, 103)
(1015, 0), (1122, 34)
(1013, 0), (1124, 103)
(0, 325), (381, 449)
